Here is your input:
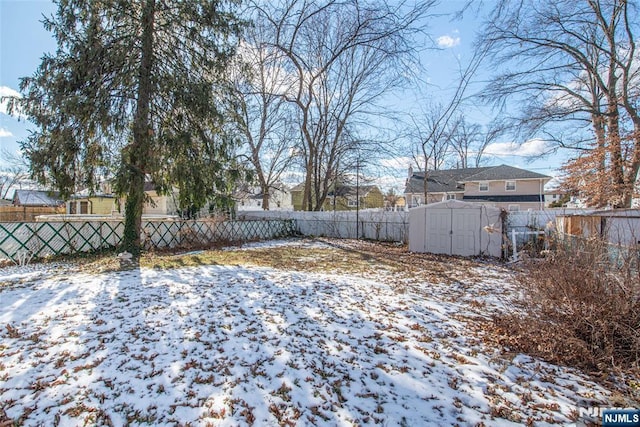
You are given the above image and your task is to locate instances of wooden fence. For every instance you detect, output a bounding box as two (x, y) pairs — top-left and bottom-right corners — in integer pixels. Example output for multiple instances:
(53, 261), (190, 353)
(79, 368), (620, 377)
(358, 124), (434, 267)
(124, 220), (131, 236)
(0, 206), (65, 222)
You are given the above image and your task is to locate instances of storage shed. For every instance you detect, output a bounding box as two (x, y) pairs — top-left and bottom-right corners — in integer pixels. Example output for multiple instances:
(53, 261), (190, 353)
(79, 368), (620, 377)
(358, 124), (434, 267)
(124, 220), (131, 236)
(409, 200), (503, 257)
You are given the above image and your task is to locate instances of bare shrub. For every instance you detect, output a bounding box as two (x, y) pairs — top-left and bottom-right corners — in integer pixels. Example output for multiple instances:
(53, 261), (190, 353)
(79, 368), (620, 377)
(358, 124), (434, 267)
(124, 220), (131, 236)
(494, 237), (640, 372)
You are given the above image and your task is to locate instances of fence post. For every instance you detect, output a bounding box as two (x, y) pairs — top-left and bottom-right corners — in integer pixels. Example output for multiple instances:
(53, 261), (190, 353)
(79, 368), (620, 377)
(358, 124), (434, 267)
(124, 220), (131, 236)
(511, 229), (518, 262)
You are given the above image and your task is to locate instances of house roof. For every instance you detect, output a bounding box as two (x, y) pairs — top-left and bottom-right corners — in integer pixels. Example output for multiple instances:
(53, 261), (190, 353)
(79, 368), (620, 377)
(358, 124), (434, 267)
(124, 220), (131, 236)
(290, 183), (305, 192)
(327, 185), (378, 198)
(72, 187), (116, 199)
(458, 165), (550, 182)
(404, 168), (487, 194)
(13, 190), (64, 207)
(144, 182), (158, 192)
(404, 165), (550, 194)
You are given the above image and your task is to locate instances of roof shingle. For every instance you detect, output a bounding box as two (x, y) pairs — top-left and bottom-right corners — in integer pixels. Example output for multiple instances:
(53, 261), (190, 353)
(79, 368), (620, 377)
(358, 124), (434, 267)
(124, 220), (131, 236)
(404, 165), (550, 194)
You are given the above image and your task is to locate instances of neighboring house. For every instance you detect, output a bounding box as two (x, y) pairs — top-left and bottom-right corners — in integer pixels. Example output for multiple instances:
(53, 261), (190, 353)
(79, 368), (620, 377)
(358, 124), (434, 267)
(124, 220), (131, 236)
(65, 182), (178, 216)
(404, 165), (551, 211)
(67, 189), (118, 215)
(291, 183), (384, 211)
(141, 182), (178, 216)
(235, 185), (293, 211)
(13, 190), (64, 207)
(384, 195), (406, 211)
(544, 190), (569, 208)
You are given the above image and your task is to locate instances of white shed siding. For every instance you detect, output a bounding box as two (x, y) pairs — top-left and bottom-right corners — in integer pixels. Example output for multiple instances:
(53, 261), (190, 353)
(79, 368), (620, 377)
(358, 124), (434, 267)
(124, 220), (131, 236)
(409, 200), (502, 257)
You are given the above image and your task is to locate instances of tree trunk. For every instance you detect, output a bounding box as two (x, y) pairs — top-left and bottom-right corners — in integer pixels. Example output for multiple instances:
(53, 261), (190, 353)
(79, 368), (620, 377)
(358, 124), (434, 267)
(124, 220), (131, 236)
(252, 152), (270, 210)
(303, 156), (314, 210)
(123, 0), (154, 255)
(606, 101), (626, 208)
(422, 155), (429, 205)
(261, 185), (270, 210)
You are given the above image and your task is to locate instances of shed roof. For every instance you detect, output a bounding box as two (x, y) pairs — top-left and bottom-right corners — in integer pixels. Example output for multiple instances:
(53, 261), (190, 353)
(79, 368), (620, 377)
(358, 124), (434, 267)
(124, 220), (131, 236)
(413, 199), (501, 211)
(13, 190), (63, 207)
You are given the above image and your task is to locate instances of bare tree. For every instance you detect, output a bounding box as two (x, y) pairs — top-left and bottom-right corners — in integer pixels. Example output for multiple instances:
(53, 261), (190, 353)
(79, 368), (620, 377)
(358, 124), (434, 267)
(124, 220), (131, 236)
(411, 103), (453, 174)
(481, 0), (640, 207)
(0, 148), (29, 199)
(409, 43), (489, 202)
(448, 116), (506, 168)
(231, 21), (298, 210)
(253, 0), (433, 211)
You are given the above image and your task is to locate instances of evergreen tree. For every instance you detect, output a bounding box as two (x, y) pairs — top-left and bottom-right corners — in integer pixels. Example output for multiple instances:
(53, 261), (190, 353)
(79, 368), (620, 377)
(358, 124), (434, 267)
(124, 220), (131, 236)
(12, 0), (244, 254)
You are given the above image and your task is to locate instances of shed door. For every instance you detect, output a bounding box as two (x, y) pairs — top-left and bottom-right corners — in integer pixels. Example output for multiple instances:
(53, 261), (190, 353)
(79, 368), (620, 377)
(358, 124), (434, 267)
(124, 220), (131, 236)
(425, 209), (452, 254)
(452, 209), (480, 256)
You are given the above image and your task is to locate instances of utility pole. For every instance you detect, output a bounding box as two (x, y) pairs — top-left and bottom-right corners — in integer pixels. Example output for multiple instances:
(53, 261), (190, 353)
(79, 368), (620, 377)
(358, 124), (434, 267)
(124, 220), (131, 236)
(356, 155), (359, 239)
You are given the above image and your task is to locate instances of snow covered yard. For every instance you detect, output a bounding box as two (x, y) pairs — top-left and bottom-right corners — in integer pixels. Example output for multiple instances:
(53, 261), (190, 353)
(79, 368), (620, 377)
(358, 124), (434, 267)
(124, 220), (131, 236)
(0, 238), (615, 426)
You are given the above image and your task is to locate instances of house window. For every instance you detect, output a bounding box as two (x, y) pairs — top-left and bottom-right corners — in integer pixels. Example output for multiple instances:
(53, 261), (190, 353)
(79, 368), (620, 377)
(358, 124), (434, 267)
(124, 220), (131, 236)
(80, 201), (89, 214)
(348, 199), (358, 207)
(508, 204), (520, 211)
(479, 182), (489, 192)
(505, 181), (516, 191)
(446, 194), (456, 200)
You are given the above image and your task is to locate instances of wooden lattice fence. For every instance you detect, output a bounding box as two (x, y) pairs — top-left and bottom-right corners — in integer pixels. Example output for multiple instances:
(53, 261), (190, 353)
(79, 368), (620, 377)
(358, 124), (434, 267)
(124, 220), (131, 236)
(0, 219), (296, 264)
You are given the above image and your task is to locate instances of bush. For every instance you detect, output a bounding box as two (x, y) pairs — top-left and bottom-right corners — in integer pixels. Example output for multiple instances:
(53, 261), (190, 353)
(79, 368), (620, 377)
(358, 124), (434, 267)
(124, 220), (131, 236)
(494, 237), (640, 372)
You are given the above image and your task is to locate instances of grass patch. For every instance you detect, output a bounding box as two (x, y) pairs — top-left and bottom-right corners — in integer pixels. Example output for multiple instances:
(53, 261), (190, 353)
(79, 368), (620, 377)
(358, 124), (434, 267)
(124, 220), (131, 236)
(140, 244), (399, 276)
(0, 238), (483, 288)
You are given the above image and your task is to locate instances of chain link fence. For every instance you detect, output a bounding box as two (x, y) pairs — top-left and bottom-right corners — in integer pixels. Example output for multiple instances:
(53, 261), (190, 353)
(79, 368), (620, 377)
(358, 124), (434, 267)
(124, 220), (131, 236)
(0, 219), (296, 264)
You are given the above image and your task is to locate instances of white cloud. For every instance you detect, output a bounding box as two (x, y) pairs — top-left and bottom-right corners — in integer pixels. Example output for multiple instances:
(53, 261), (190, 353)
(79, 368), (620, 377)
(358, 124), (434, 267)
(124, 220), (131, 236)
(437, 35), (461, 48)
(0, 86), (23, 117)
(0, 128), (13, 138)
(373, 174), (406, 194)
(379, 157), (413, 169)
(484, 138), (550, 157)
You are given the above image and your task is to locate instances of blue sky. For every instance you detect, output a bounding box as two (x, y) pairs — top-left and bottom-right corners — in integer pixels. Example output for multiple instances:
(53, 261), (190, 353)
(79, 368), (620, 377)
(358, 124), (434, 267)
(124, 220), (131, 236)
(0, 0), (566, 191)
(0, 1), (56, 154)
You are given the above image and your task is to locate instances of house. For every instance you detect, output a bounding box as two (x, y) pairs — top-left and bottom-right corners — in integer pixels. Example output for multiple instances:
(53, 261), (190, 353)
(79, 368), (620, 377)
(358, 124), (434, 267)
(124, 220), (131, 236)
(67, 193), (118, 214)
(65, 182), (178, 216)
(235, 185), (293, 211)
(67, 185), (119, 215)
(384, 195), (406, 211)
(404, 165), (551, 211)
(141, 182), (178, 216)
(544, 190), (569, 208)
(13, 190), (64, 207)
(291, 183), (384, 211)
